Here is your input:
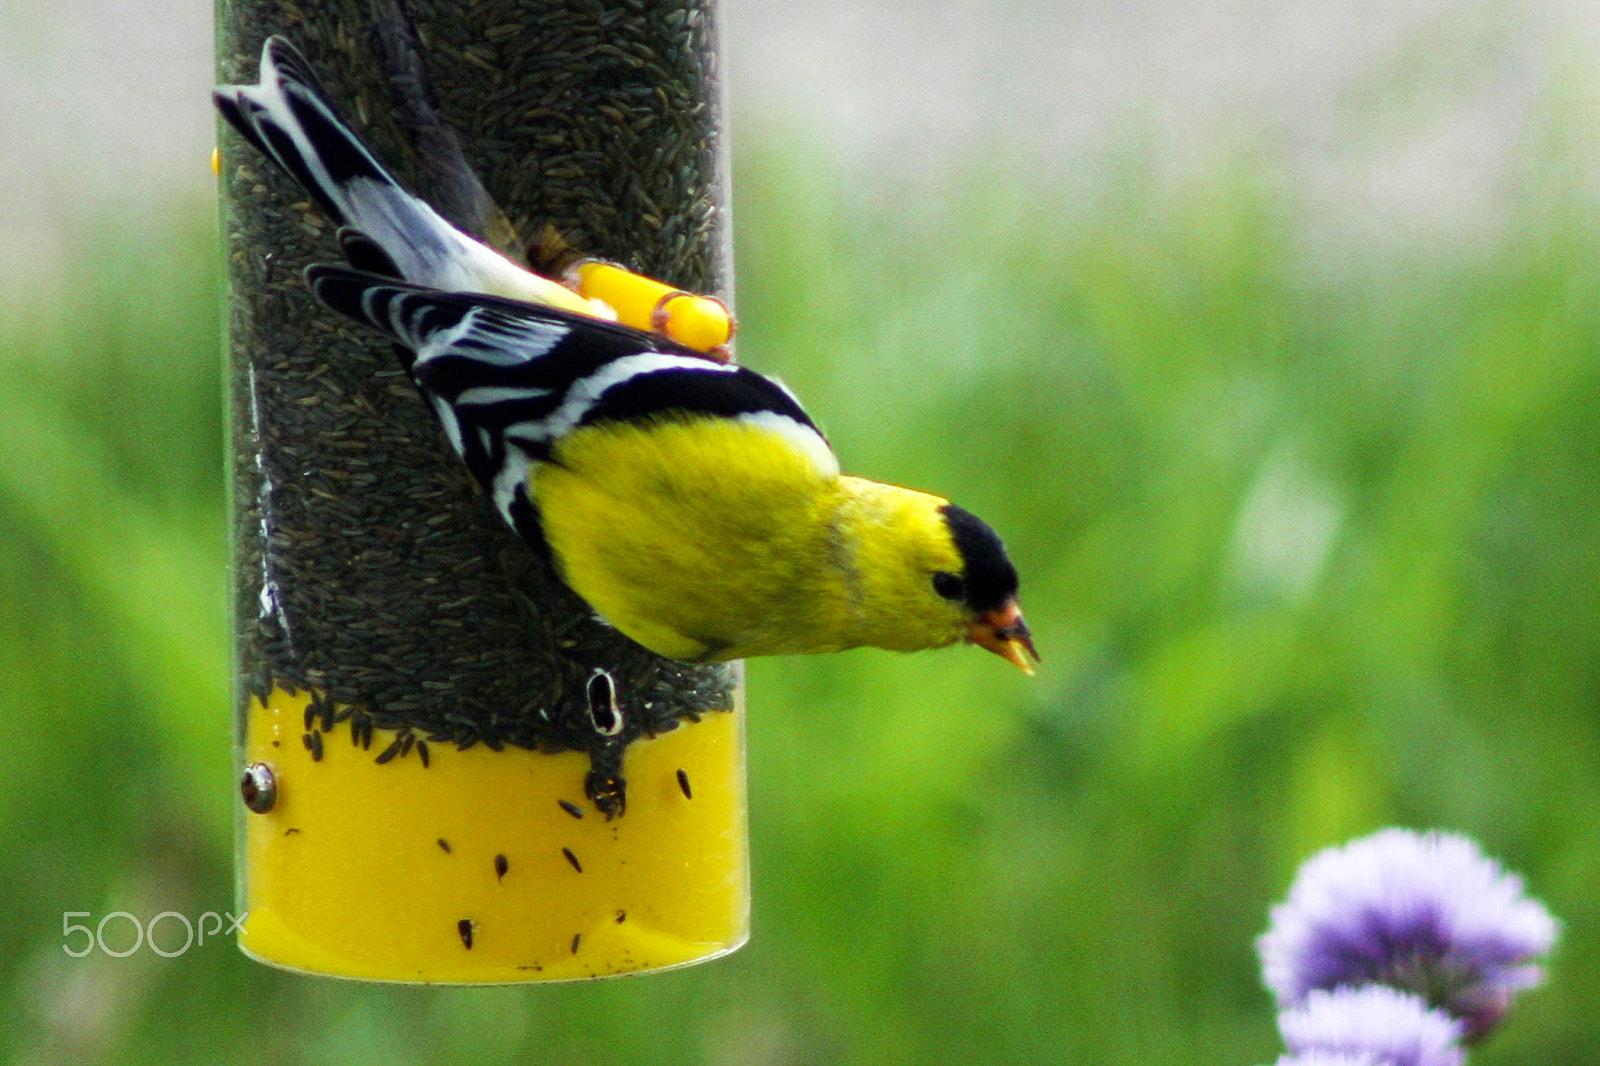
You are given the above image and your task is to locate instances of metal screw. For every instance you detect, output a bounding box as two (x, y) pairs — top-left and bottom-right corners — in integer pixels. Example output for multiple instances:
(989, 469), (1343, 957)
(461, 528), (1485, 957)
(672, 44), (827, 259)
(241, 762), (278, 813)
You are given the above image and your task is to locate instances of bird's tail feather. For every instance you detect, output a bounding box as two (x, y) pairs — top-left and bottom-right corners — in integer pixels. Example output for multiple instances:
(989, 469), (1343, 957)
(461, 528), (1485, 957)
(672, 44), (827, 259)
(214, 36), (489, 290)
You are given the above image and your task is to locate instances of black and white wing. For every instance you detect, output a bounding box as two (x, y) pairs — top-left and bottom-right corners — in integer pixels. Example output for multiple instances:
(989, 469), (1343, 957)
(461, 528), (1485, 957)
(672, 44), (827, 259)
(306, 266), (830, 550)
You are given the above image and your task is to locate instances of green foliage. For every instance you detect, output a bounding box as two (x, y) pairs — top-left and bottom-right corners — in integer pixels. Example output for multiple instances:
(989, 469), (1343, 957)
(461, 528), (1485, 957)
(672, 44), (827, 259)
(4, 141), (1596, 1062)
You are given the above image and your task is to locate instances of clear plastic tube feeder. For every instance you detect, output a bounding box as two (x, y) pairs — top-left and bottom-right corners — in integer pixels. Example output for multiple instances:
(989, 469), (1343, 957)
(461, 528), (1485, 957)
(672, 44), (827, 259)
(219, 1), (746, 982)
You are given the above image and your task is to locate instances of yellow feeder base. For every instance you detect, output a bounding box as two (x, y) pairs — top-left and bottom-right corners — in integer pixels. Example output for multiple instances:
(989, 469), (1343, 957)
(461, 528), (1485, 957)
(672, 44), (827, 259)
(238, 685), (748, 983)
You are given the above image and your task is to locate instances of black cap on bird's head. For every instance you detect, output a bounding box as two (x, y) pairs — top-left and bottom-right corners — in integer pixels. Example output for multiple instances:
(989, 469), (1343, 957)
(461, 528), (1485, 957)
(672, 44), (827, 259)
(938, 504), (1039, 675)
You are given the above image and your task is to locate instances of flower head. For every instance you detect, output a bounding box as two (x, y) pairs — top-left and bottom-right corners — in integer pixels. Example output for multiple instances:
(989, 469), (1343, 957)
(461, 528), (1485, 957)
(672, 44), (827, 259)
(1279, 986), (1463, 1066)
(1270, 1053), (1385, 1066)
(1258, 828), (1557, 1038)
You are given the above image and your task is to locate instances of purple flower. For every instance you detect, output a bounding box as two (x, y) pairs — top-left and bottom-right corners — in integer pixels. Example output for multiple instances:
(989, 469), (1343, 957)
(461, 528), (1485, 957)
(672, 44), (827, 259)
(1278, 986), (1463, 1066)
(1259, 828), (1557, 1039)
(1270, 1053), (1386, 1066)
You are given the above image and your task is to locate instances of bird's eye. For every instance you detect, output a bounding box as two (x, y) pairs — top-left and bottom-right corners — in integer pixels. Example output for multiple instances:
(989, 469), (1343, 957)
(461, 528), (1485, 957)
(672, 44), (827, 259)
(931, 571), (965, 601)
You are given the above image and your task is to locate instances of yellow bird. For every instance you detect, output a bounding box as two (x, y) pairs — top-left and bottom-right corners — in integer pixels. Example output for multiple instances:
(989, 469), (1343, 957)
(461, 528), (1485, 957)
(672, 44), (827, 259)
(216, 37), (1037, 672)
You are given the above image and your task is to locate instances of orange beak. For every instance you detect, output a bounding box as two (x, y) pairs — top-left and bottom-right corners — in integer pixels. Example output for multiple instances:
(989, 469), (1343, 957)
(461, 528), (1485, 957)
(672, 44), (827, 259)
(967, 599), (1040, 676)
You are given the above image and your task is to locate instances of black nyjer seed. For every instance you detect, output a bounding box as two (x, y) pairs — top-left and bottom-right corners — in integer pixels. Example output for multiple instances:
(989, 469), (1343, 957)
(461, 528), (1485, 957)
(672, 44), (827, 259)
(561, 847), (582, 873)
(494, 853), (509, 880)
(558, 799), (584, 819)
(676, 768), (692, 799)
(458, 918), (474, 949)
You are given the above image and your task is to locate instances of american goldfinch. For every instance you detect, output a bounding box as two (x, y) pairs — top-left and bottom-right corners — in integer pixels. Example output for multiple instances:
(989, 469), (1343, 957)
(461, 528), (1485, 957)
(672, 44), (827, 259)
(215, 37), (1038, 672)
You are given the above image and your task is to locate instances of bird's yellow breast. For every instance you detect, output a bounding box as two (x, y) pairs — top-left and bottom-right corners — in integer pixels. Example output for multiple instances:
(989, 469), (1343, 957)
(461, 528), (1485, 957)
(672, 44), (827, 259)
(530, 416), (854, 660)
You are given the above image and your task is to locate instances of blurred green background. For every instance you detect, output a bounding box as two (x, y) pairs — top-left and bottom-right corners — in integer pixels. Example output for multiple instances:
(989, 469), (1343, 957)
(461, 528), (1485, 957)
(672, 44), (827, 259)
(3, 1), (1597, 1062)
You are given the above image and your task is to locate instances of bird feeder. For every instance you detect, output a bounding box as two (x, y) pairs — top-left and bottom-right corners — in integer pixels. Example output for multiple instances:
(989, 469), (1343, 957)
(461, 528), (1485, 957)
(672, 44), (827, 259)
(217, 0), (747, 981)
